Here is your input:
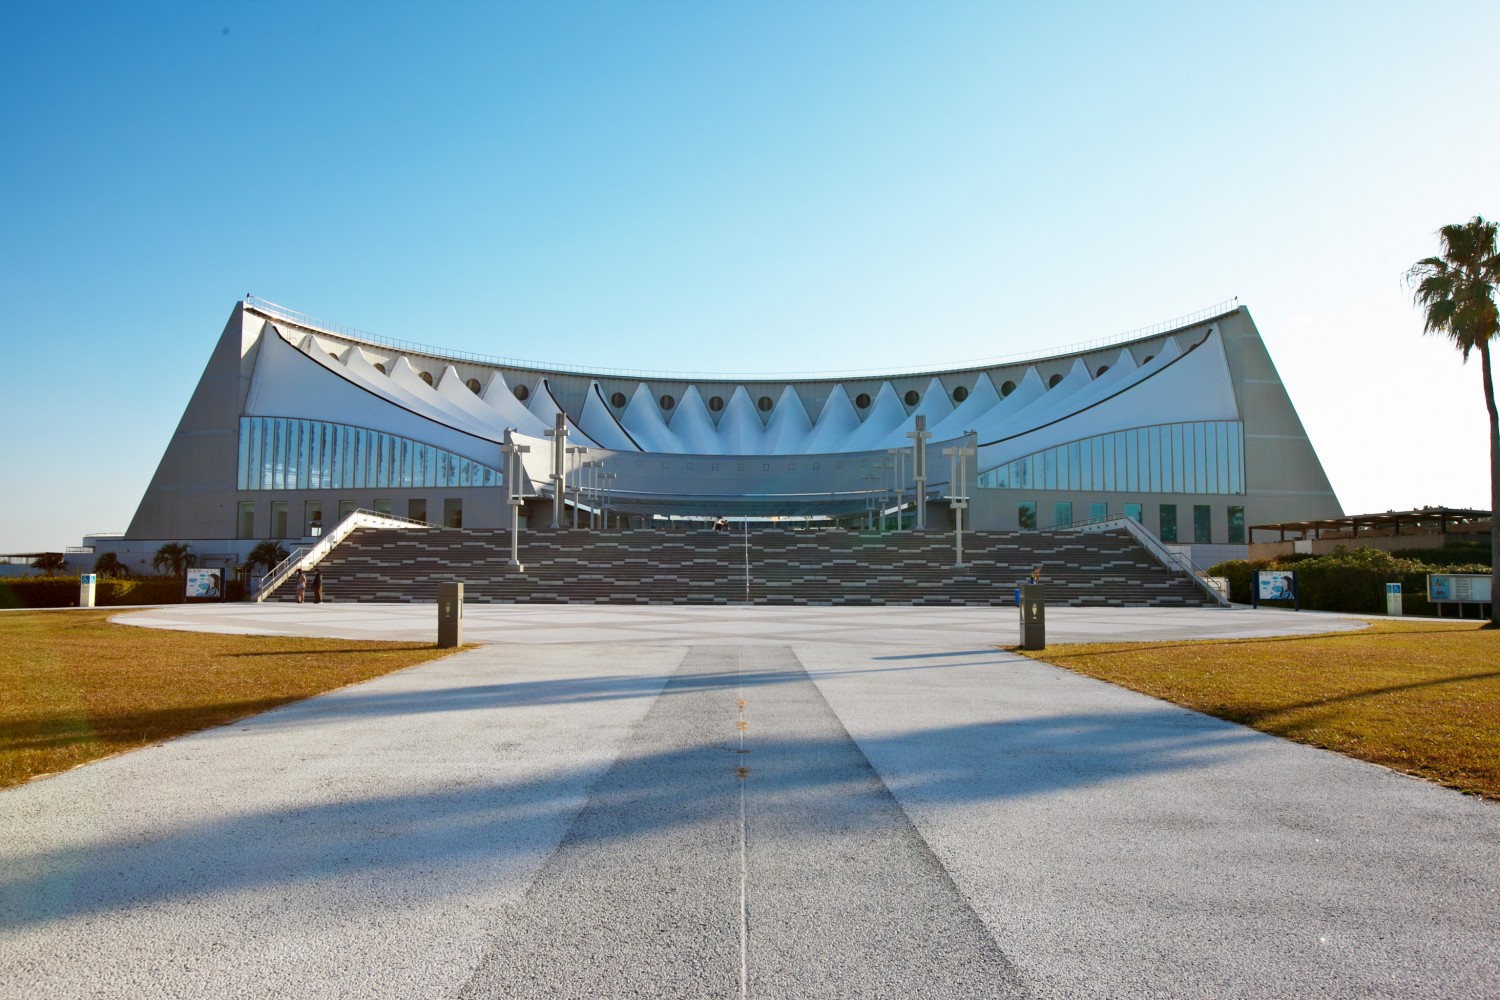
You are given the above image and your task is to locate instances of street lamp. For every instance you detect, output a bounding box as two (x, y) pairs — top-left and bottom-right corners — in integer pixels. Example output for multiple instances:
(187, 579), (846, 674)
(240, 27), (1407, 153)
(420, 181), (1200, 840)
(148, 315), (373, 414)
(566, 445), (586, 528)
(907, 414), (931, 530)
(886, 447), (906, 531)
(544, 412), (568, 529)
(500, 431), (530, 570)
(942, 432), (977, 568)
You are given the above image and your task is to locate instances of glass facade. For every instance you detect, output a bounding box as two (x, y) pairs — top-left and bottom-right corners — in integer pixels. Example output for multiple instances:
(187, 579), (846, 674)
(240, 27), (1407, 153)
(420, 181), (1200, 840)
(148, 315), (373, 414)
(237, 417), (502, 491)
(976, 421), (1244, 495)
(1159, 504), (1178, 543)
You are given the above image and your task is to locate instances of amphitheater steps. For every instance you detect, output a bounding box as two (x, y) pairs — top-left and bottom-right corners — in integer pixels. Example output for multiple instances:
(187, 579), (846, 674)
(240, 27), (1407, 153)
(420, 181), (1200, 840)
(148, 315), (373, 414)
(281, 527), (1214, 608)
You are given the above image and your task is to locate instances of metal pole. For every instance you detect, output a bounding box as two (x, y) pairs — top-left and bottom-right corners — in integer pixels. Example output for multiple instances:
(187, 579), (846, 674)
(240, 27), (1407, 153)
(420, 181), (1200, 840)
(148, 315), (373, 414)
(501, 431), (530, 570)
(545, 412), (567, 529)
(907, 415), (930, 531)
(567, 446), (585, 528)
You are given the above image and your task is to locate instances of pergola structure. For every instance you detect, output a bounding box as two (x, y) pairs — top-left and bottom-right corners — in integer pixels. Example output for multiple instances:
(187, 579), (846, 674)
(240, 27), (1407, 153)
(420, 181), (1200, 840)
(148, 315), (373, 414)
(1249, 507), (1491, 544)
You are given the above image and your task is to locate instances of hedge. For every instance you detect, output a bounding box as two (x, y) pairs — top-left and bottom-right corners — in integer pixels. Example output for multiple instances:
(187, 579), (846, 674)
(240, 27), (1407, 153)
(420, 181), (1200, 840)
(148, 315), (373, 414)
(1209, 546), (1490, 616)
(0, 577), (246, 609)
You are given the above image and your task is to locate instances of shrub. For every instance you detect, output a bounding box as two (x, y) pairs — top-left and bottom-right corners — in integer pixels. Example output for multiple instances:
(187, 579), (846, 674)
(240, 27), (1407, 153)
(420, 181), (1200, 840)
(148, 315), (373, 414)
(1209, 546), (1488, 615)
(0, 576), (244, 609)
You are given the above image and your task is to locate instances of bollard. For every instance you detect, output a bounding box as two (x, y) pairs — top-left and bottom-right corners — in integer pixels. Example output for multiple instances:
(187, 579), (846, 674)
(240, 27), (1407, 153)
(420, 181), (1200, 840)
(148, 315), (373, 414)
(1019, 583), (1045, 650)
(438, 582), (463, 648)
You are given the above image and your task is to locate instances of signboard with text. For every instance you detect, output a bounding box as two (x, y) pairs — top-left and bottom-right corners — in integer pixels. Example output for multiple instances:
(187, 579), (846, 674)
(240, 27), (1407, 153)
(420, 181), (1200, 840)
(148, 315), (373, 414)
(185, 568), (223, 599)
(1426, 574), (1492, 604)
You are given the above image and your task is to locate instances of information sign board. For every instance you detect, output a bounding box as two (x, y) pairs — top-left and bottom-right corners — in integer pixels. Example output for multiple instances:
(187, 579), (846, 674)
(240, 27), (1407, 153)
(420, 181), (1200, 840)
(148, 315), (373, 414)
(1426, 574), (1492, 604)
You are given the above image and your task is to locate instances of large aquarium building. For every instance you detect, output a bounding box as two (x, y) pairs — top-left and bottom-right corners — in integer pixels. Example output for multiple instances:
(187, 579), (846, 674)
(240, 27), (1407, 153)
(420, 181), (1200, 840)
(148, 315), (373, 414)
(118, 297), (1340, 563)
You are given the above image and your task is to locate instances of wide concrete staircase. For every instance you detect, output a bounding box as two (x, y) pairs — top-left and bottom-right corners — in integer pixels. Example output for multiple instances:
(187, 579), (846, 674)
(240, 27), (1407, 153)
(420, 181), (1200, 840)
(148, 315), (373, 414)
(288, 526), (1216, 607)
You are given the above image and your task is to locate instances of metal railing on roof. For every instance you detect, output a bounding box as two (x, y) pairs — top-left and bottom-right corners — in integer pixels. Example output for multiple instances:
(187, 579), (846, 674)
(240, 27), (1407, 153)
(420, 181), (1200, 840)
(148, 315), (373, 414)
(244, 295), (1241, 383)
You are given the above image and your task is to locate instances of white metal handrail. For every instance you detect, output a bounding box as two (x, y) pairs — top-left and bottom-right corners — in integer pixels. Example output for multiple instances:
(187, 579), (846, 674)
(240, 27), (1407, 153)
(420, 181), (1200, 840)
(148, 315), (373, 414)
(254, 509), (435, 602)
(1063, 514), (1231, 606)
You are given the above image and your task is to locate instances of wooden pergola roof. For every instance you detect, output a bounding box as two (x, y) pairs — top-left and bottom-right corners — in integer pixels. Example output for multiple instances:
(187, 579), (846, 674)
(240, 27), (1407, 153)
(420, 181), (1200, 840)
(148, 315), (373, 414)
(1249, 507), (1491, 543)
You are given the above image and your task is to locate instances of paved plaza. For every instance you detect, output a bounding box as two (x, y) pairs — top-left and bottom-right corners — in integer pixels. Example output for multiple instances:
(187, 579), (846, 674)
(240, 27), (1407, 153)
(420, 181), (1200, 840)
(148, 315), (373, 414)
(2, 604), (1496, 998)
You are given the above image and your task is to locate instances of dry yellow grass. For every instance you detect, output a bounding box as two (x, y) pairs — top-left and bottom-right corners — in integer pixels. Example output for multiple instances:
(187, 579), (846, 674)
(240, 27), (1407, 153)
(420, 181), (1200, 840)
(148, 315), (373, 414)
(0, 609), (461, 790)
(1014, 619), (1500, 799)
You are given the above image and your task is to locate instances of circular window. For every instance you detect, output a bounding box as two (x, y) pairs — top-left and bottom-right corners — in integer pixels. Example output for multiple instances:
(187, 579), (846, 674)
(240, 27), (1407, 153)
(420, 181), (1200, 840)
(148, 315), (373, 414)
(1095, 365), (1109, 377)
(329, 352), (340, 362)
(513, 384), (530, 401)
(903, 389), (920, 406)
(952, 385), (969, 403)
(466, 378), (482, 394)
(1143, 354), (1154, 364)
(374, 363), (387, 375)
(855, 393), (872, 409)
(418, 370), (433, 386)
(757, 395), (773, 412)
(708, 395), (724, 412)
(660, 394), (675, 411)
(610, 391), (627, 408)
(1000, 380), (1015, 397)
(1047, 373), (1062, 388)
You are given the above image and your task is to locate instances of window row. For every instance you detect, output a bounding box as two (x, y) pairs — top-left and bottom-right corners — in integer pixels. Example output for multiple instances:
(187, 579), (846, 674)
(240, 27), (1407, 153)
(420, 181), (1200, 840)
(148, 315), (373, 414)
(238, 497), (464, 539)
(1016, 500), (1246, 543)
(978, 421), (1244, 495)
(237, 417), (502, 491)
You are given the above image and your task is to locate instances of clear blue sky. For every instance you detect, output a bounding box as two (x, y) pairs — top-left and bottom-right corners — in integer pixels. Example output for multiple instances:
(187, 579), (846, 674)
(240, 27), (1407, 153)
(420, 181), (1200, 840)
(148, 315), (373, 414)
(2, 1), (1496, 552)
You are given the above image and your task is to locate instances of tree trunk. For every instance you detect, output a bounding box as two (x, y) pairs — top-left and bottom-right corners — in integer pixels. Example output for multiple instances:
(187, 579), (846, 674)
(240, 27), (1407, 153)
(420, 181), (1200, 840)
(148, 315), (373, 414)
(1483, 340), (1499, 627)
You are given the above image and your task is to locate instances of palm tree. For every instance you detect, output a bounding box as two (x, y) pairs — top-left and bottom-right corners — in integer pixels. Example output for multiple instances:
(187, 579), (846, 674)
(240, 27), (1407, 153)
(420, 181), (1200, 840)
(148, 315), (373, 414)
(245, 540), (290, 574)
(1407, 215), (1499, 625)
(94, 552), (129, 579)
(151, 542), (196, 577)
(30, 552), (67, 577)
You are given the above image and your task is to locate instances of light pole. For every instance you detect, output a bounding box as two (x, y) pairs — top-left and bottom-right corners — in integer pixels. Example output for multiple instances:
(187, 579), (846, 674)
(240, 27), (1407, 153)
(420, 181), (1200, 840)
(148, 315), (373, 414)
(907, 414), (931, 530)
(886, 447), (906, 530)
(500, 431), (530, 570)
(601, 472), (617, 529)
(566, 445), (586, 528)
(942, 431), (977, 568)
(583, 460), (603, 529)
(545, 412), (568, 529)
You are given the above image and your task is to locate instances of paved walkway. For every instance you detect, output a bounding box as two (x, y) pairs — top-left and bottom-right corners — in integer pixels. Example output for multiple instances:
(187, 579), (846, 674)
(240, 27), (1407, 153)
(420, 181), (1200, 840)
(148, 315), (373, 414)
(2, 605), (1496, 998)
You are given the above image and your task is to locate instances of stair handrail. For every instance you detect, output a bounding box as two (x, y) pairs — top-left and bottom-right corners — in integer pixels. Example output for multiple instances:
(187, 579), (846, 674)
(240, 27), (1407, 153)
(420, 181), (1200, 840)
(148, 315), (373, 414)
(255, 509), (435, 602)
(1063, 514), (1231, 606)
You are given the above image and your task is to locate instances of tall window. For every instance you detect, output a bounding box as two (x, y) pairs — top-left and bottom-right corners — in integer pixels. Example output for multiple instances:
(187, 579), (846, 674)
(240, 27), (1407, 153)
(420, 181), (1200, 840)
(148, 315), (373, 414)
(1159, 504), (1178, 543)
(1018, 501), (1038, 530)
(443, 499), (464, 528)
(237, 502), (255, 540)
(270, 501), (289, 539)
(1193, 504), (1212, 543)
(1125, 502), (1143, 523)
(408, 498), (428, 524)
(338, 499), (358, 520)
(1053, 501), (1073, 527)
(1228, 505), (1246, 544)
(1089, 502), (1108, 522)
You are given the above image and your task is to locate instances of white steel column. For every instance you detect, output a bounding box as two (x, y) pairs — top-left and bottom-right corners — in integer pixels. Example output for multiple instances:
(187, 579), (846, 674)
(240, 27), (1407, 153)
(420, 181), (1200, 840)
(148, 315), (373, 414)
(500, 430), (530, 570)
(545, 412), (568, 529)
(907, 415), (931, 531)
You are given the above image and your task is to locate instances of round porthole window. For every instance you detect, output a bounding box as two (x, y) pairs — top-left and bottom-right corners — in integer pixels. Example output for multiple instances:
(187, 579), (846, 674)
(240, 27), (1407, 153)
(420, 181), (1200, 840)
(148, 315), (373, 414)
(903, 389), (920, 406)
(855, 393), (872, 409)
(374, 363), (387, 375)
(708, 396), (724, 412)
(1095, 365), (1109, 377)
(660, 394), (675, 410)
(1000, 380), (1015, 397)
(1143, 354), (1154, 364)
(610, 391), (627, 408)
(513, 384), (530, 401)
(1047, 373), (1063, 388)
(466, 378), (482, 394)
(757, 396), (773, 412)
(418, 370), (433, 386)
(952, 385), (969, 403)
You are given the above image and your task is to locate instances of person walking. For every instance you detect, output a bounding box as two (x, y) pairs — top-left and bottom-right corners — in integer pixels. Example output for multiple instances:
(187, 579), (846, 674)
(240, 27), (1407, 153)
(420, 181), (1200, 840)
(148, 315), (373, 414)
(294, 568), (307, 604)
(312, 567), (324, 604)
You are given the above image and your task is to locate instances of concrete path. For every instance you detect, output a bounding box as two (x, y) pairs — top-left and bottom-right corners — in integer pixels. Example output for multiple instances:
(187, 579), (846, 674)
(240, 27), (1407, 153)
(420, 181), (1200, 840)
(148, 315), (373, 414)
(2, 605), (1496, 998)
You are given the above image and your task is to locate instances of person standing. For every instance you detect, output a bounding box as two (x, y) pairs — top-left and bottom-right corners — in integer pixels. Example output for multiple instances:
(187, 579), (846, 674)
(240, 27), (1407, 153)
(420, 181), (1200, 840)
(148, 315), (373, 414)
(312, 567), (324, 604)
(294, 568), (307, 604)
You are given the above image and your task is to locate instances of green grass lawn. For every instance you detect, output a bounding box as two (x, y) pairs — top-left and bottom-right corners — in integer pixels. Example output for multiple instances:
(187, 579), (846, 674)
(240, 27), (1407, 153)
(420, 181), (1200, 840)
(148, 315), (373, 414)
(0, 609), (461, 790)
(1013, 619), (1500, 799)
